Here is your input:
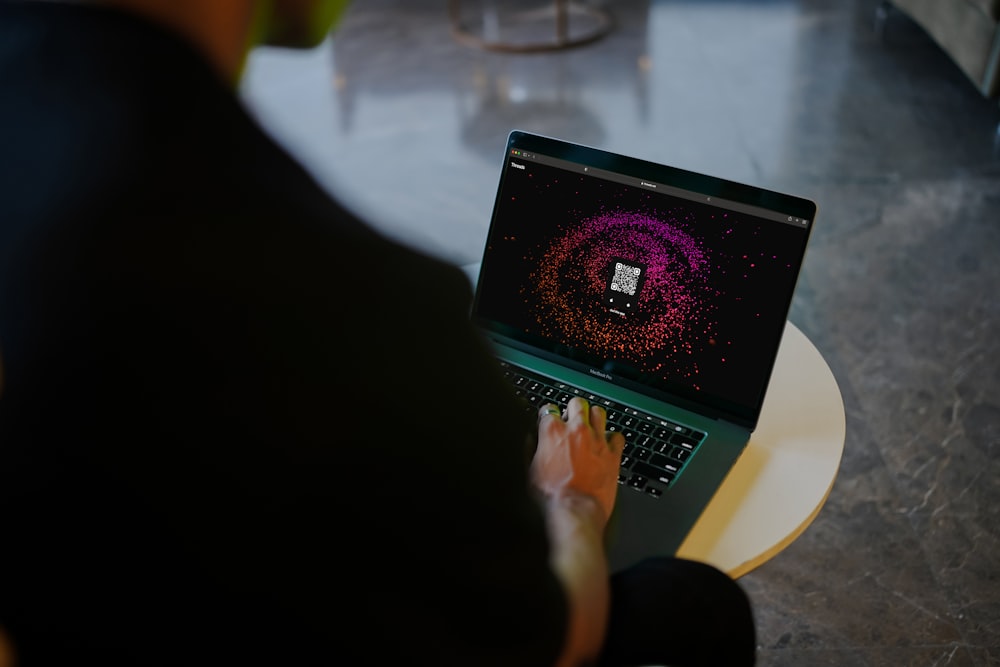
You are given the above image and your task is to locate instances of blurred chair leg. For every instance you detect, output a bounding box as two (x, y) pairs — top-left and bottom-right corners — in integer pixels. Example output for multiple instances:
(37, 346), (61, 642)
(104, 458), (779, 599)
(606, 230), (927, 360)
(993, 104), (1000, 156)
(874, 0), (893, 42)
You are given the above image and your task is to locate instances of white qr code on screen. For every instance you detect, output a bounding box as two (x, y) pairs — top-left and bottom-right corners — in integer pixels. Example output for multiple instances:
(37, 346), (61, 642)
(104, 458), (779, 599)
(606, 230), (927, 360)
(611, 262), (642, 296)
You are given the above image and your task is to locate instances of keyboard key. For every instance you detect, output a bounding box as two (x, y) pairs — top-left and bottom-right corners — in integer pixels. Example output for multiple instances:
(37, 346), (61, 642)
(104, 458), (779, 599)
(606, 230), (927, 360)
(633, 461), (675, 486)
(628, 473), (648, 489)
(670, 433), (700, 450)
(649, 454), (679, 473)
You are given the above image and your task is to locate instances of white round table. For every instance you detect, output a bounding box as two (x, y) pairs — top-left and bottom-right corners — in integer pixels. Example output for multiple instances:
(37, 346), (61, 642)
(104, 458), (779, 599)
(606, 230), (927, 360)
(462, 263), (846, 579)
(675, 320), (845, 578)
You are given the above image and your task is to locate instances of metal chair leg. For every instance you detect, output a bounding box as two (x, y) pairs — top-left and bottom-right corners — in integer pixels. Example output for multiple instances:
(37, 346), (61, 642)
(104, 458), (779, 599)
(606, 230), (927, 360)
(874, 1), (893, 42)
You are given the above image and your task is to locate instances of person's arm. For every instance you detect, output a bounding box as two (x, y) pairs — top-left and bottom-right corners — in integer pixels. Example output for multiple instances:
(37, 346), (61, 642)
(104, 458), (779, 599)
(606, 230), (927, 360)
(532, 398), (625, 667)
(0, 625), (15, 667)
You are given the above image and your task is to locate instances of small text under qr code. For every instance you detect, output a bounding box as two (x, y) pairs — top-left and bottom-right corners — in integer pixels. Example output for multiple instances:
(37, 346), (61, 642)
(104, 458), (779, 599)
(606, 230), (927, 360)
(611, 262), (642, 296)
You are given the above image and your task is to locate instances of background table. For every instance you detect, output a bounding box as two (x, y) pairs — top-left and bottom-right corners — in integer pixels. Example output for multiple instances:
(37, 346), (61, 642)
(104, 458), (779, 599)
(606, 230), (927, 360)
(464, 263), (846, 578)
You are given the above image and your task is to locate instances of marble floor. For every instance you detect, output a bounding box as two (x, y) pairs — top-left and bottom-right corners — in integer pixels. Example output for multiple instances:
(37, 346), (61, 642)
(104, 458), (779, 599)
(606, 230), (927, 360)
(241, 1), (1000, 664)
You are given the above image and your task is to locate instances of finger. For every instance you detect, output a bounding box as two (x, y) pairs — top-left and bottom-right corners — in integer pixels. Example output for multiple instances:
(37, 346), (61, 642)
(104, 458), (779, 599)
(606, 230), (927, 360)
(589, 404), (608, 433)
(565, 397), (590, 428)
(537, 403), (563, 424)
(606, 430), (626, 456)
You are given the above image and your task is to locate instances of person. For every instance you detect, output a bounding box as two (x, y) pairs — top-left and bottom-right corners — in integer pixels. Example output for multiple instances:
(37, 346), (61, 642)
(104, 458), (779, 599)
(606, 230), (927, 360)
(0, 1), (756, 665)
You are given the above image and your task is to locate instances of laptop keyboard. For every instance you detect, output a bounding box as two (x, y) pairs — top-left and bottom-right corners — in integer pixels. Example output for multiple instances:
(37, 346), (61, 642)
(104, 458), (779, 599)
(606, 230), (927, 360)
(499, 361), (706, 499)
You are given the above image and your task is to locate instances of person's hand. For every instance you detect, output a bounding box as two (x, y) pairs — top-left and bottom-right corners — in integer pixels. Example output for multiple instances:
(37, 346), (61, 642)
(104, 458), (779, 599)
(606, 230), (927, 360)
(530, 397), (625, 525)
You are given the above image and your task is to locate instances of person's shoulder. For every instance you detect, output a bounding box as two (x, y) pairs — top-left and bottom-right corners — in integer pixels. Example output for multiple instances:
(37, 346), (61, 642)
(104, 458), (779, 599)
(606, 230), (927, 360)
(0, 1), (475, 321)
(0, 2), (344, 239)
(0, 3), (241, 214)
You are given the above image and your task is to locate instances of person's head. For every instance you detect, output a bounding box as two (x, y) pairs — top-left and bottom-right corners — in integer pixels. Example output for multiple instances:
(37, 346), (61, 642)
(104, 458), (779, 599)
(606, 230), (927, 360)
(257, 0), (351, 49)
(68, 0), (351, 82)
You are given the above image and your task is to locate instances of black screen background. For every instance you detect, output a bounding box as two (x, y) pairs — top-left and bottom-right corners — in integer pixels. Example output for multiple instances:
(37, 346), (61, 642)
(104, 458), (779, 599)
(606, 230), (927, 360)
(475, 158), (811, 421)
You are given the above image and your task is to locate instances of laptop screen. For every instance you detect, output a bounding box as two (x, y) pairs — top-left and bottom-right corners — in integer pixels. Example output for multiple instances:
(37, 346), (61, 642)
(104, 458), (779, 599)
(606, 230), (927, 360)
(473, 131), (815, 427)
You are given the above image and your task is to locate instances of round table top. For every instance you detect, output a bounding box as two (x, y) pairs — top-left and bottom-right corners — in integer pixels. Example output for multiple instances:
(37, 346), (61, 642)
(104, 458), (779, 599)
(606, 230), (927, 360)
(675, 321), (846, 578)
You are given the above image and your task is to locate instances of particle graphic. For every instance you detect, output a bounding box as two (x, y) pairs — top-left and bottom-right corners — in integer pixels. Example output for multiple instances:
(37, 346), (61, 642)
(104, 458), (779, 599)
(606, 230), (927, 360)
(528, 209), (717, 380)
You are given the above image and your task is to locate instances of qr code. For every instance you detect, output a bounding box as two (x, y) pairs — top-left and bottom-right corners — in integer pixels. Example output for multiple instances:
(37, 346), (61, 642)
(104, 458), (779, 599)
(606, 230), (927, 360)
(611, 262), (642, 296)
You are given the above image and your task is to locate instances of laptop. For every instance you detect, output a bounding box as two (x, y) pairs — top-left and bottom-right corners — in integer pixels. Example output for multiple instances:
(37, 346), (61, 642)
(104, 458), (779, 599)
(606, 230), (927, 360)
(470, 130), (816, 572)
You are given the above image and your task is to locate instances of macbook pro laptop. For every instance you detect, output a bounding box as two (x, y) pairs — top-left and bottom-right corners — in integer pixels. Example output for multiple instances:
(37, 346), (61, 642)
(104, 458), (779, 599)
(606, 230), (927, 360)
(470, 130), (817, 572)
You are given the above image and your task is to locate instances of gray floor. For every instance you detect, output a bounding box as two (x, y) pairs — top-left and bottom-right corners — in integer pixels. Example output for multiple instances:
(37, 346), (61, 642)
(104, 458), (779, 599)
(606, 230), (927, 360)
(241, 1), (1000, 664)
